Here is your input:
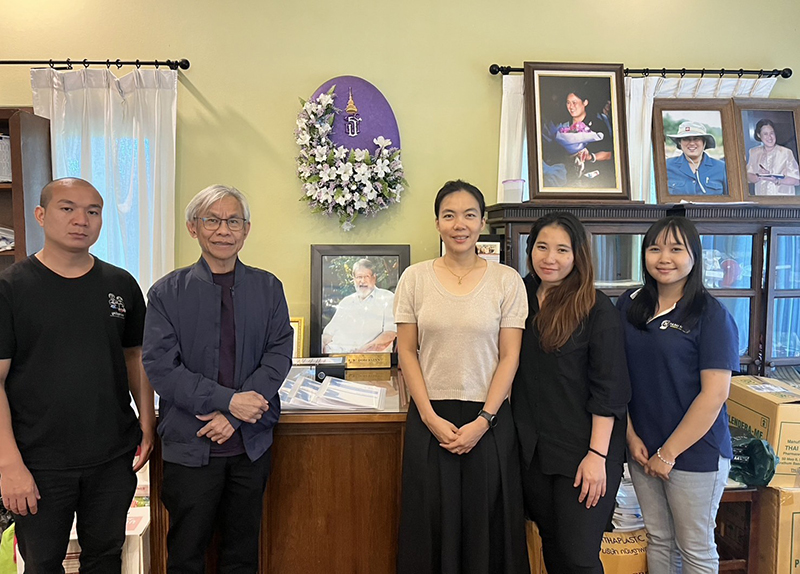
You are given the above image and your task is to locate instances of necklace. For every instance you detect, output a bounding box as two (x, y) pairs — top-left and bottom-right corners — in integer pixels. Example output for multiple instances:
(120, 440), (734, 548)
(441, 256), (479, 285)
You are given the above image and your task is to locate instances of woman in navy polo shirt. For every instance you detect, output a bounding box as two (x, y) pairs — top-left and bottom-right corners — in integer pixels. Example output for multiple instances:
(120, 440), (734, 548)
(618, 216), (738, 574)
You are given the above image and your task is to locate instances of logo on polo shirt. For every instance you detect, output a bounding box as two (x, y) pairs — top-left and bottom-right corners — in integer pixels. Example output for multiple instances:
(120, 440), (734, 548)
(108, 293), (127, 319)
(660, 319), (690, 334)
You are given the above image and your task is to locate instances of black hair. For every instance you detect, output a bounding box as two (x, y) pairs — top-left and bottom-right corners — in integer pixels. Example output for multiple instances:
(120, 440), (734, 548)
(434, 180), (486, 218)
(754, 119), (776, 143)
(627, 216), (707, 330)
(525, 212), (596, 352)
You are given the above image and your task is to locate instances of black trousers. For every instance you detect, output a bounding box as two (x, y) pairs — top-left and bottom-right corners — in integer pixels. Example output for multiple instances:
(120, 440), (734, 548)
(522, 451), (622, 574)
(161, 451), (272, 574)
(14, 449), (137, 574)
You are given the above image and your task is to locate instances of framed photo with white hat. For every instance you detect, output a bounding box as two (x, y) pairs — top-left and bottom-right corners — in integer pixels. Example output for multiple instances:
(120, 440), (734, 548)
(733, 98), (800, 205)
(652, 99), (744, 204)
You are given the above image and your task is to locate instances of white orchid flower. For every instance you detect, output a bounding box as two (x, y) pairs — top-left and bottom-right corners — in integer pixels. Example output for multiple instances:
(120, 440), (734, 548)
(337, 163), (354, 181)
(318, 123), (332, 136)
(334, 146), (348, 160)
(373, 136), (391, 149)
(374, 158), (390, 178)
(354, 149), (367, 162)
(354, 197), (367, 210)
(314, 146), (329, 162)
(296, 132), (310, 146)
(318, 93), (333, 107)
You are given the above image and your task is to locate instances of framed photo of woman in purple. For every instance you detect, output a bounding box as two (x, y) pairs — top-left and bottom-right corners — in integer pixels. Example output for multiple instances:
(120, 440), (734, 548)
(523, 62), (630, 200)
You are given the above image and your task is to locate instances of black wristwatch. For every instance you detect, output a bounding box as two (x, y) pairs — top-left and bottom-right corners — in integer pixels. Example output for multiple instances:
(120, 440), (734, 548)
(477, 409), (497, 428)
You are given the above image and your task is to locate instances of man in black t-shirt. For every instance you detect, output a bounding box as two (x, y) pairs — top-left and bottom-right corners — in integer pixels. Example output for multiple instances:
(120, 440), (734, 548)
(0, 178), (155, 572)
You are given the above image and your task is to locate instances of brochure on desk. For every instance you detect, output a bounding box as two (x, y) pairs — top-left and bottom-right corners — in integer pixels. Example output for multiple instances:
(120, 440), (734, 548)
(279, 370), (387, 411)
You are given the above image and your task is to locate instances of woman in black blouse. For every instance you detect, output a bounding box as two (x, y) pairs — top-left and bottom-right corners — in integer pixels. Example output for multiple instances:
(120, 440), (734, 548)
(512, 212), (630, 574)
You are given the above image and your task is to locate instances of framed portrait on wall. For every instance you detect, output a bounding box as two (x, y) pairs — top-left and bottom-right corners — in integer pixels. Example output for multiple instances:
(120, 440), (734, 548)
(440, 234), (505, 264)
(523, 62), (630, 200)
(733, 98), (800, 204)
(652, 99), (743, 203)
(310, 245), (410, 357)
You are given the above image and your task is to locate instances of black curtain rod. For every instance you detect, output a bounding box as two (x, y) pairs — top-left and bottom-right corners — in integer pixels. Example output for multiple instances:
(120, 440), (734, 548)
(0, 58), (190, 71)
(489, 64), (792, 79)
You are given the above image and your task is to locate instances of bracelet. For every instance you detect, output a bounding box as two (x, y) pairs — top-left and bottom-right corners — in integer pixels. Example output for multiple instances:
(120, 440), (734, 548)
(590, 152), (597, 163)
(587, 447), (607, 459)
(656, 447), (676, 467)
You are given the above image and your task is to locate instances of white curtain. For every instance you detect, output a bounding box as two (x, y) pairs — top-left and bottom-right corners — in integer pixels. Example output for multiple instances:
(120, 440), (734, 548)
(30, 68), (177, 290)
(496, 75), (526, 202)
(496, 75), (777, 203)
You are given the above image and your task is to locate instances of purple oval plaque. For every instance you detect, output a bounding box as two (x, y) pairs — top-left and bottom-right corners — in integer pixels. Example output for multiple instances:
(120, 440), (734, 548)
(311, 76), (400, 151)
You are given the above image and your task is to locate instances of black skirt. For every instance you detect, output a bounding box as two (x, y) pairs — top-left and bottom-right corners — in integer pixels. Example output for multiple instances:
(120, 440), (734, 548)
(397, 399), (530, 574)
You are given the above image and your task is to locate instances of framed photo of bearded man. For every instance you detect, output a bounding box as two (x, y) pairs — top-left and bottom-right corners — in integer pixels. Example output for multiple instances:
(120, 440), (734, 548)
(310, 244), (410, 358)
(523, 61), (631, 200)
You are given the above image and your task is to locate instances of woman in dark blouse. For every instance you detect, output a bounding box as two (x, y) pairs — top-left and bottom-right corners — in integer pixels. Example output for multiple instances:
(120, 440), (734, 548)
(512, 212), (630, 574)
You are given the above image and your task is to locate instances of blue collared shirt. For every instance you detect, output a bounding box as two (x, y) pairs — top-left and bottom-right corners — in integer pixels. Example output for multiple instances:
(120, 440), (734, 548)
(666, 152), (728, 195)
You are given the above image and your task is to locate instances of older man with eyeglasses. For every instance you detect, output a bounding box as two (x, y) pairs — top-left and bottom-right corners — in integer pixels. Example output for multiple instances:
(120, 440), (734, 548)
(142, 184), (292, 573)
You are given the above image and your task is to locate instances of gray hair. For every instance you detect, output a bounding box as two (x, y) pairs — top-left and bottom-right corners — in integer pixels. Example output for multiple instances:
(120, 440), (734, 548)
(353, 258), (376, 276)
(185, 184), (251, 223)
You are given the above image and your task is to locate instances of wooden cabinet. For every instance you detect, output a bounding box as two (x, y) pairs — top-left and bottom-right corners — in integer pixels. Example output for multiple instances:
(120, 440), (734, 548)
(0, 108), (51, 272)
(486, 202), (800, 377)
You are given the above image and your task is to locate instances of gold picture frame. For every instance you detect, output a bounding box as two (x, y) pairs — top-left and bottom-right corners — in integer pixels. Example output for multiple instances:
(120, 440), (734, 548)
(289, 317), (305, 358)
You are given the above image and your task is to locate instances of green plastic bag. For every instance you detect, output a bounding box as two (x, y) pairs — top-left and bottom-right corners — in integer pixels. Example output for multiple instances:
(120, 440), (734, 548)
(729, 434), (780, 486)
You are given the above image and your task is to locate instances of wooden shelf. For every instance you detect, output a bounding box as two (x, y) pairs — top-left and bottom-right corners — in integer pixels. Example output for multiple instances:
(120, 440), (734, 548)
(0, 250), (14, 257)
(0, 182), (11, 191)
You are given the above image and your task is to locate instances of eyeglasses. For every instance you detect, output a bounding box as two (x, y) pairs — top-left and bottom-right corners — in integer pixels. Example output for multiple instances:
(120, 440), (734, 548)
(194, 217), (247, 231)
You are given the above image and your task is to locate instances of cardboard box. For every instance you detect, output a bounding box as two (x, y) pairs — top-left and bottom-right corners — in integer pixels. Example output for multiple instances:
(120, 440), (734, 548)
(757, 486), (800, 574)
(17, 507), (150, 574)
(727, 375), (800, 486)
(527, 521), (648, 574)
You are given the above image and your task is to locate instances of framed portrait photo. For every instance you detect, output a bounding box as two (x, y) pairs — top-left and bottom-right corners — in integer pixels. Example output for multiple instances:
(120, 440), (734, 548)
(523, 61), (630, 200)
(310, 245), (410, 357)
(440, 233), (505, 264)
(652, 99), (743, 203)
(289, 317), (305, 358)
(733, 98), (800, 204)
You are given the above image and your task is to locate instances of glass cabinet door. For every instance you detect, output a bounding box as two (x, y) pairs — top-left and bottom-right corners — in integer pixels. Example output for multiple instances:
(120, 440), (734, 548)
(766, 228), (800, 370)
(699, 233), (758, 368)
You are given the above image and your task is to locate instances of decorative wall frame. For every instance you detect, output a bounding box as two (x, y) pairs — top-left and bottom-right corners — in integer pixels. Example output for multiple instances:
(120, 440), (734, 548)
(733, 98), (800, 204)
(439, 233), (505, 264)
(289, 317), (305, 358)
(523, 61), (630, 200)
(652, 99), (743, 203)
(310, 244), (410, 357)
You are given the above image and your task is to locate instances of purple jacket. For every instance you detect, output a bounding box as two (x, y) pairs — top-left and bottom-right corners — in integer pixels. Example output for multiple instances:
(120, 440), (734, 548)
(143, 258), (292, 467)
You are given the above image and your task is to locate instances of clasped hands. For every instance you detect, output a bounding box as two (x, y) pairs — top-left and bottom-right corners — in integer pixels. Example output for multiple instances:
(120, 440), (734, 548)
(196, 390), (269, 445)
(425, 414), (489, 456)
(627, 430), (673, 481)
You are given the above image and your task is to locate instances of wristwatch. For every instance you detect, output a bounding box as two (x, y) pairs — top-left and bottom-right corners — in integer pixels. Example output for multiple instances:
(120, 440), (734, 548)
(477, 409), (497, 428)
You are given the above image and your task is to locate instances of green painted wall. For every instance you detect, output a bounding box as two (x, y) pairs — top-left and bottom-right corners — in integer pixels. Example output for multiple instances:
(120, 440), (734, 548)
(1, 0), (799, 324)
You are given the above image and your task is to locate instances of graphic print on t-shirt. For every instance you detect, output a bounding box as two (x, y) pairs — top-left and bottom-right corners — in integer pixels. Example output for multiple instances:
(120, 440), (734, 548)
(108, 293), (127, 319)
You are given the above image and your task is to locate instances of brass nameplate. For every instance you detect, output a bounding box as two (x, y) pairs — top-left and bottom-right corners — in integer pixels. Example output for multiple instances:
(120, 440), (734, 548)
(330, 353), (392, 369)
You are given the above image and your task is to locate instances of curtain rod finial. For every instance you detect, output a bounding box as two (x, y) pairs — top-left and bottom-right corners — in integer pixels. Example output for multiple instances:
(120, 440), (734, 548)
(489, 64), (500, 75)
(781, 67), (793, 78)
(179, 59), (190, 70)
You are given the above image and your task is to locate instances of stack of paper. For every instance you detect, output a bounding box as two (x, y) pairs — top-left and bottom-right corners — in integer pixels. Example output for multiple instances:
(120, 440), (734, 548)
(612, 464), (645, 532)
(0, 226), (13, 252)
(279, 375), (386, 411)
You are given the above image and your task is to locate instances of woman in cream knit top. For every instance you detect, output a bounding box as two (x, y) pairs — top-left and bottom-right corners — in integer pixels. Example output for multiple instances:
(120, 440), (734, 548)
(393, 180), (529, 574)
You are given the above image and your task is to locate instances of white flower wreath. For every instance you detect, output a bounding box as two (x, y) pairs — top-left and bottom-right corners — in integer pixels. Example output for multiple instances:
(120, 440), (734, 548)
(295, 85), (406, 231)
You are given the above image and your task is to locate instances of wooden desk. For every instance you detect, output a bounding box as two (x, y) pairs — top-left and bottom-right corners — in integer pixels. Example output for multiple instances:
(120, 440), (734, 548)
(149, 371), (407, 574)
